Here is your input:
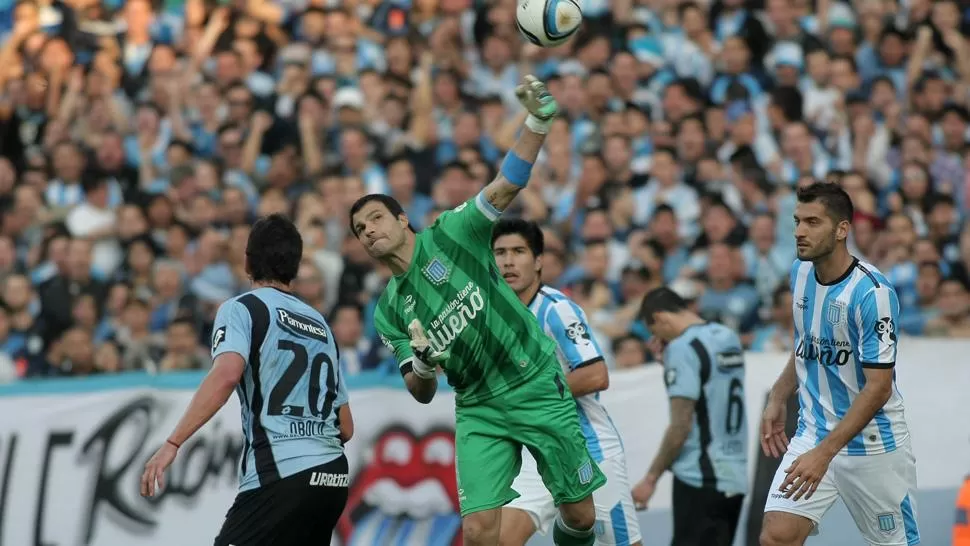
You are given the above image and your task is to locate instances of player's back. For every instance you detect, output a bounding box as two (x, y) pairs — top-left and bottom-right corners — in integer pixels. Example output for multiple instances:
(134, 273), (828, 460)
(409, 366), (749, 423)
(212, 287), (347, 492)
(664, 322), (748, 496)
(790, 258), (909, 456)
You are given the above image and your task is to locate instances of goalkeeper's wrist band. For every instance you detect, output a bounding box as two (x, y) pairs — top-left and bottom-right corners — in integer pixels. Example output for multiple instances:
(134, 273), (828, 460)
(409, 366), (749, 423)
(501, 151), (533, 188)
(166, 439), (181, 449)
(412, 359), (437, 379)
(525, 114), (552, 135)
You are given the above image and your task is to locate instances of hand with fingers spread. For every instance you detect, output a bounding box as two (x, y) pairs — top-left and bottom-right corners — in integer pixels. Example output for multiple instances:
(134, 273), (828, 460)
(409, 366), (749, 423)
(778, 447), (833, 502)
(140, 441), (179, 497)
(760, 396), (790, 458)
(514, 74), (558, 135)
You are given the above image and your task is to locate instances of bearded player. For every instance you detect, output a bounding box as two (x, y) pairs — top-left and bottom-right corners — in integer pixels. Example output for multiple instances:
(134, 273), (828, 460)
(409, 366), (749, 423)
(760, 182), (920, 546)
(350, 75), (606, 546)
(492, 219), (642, 546)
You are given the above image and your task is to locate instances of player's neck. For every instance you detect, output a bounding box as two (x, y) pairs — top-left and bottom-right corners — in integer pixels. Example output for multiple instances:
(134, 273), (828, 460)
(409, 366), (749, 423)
(672, 314), (705, 338)
(518, 281), (542, 307)
(384, 236), (417, 276)
(812, 247), (855, 285)
(253, 280), (291, 293)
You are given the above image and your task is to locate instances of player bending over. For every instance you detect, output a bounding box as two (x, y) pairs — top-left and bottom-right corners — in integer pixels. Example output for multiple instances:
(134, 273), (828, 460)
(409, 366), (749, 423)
(633, 287), (748, 546)
(141, 214), (353, 546)
(760, 182), (920, 546)
(491, 219), (642, 546)
(350, 75), (607, 546)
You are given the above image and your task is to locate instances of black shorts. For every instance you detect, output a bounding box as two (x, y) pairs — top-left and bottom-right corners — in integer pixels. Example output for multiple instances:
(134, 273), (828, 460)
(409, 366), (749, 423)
(671, 477), (744, 546)
(214, 455), (349, 546)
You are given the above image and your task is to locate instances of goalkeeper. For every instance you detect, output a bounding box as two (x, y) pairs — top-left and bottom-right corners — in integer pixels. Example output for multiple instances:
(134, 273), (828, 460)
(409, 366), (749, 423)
(349, 75), (606, 546)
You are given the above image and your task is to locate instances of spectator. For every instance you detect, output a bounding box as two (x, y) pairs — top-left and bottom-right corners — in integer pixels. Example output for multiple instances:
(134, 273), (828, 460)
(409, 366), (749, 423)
(0, 0), (968, 382)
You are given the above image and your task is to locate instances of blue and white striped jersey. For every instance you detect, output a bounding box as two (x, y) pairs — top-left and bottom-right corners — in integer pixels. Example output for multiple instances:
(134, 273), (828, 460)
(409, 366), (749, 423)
(790, 258), (909, 456)
(212, 287), (348, 492)
(528, 286), (623, 462)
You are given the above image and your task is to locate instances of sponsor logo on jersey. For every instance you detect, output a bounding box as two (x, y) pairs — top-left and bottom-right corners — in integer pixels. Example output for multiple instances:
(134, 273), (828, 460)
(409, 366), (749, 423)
(877, 513), (896, 533)
(827, 300), (847, 326)
(404, 294), (416, 314)
(309, 472), (350, 487)
(422, 258), (451, 286)
(716, 350), (745, 369)
(565, 321), (591, 345)
(276, 309), (329, 342)
(795, 297), (808, 310)
(211, 326), (226, 354)
(426, 282), (484, 353)
(875, 317), (897, 346)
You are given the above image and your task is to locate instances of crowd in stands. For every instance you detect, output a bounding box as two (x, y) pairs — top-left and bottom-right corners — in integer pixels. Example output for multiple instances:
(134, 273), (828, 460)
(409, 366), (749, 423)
(0, 0), (969, 382)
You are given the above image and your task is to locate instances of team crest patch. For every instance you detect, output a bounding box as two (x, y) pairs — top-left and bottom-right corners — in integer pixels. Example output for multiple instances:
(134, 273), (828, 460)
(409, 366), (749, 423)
(422, 258), (450, 286)
(565, 321), (591, 345)
(665, 368), (677, 387)
(875, 317), (897, 346)
(577, 461), (593, 485)
(827, 300), (847, 326)
(877, 513), (896, 533)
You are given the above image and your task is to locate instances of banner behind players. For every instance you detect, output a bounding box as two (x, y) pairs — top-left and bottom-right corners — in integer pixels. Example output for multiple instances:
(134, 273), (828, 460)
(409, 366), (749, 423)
(0, 339), (966, 546)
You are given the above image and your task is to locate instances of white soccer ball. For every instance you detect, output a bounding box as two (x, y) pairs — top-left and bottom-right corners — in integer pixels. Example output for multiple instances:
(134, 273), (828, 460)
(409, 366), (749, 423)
(515, 0), (583, 48)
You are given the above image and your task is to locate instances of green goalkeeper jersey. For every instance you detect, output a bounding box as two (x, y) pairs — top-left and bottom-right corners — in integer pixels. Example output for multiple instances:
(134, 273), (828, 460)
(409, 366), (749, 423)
(374, 192), (559, 406)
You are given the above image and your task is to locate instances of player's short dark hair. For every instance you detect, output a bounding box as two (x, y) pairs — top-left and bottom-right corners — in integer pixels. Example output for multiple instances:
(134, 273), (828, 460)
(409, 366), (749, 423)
(347, 194), (416, 236)
(796, 182), (854, 225)
(491, 218), (545, 257)
(246, 214), (302, 285)
(639, 287), (688, 325)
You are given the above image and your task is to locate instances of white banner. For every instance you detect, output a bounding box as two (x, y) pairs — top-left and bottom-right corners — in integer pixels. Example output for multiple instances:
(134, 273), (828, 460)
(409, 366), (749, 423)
(0, 338), (967, 546)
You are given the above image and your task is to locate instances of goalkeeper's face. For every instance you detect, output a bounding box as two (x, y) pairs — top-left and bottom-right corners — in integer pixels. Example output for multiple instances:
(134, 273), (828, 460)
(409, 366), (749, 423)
(352, 201), (409, 259)
(492, 233), (541, 294)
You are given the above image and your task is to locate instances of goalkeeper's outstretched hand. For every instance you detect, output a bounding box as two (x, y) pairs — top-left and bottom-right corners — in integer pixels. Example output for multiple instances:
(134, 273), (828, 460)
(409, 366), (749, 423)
(408, 319), (448, 378)
(515, 75), (558, 134)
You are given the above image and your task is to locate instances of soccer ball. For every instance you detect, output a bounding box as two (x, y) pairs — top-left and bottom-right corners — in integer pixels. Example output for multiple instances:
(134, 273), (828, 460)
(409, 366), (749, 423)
(515, 0), (583, 47)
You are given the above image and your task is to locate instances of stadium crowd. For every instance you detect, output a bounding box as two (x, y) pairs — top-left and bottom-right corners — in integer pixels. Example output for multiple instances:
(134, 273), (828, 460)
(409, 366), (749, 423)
(0, 0), (969, 382)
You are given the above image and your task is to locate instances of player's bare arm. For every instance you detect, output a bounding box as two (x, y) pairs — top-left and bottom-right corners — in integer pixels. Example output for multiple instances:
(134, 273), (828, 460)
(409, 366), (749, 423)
(565, 359), (609, 397)
(482, 75), (558, 212)
(403, 366), (438, 404)
(632, 397), (695, 510)
(140, 352), (245, 497)
(338, 404), (354, 442)
(762, 351), (796, 457)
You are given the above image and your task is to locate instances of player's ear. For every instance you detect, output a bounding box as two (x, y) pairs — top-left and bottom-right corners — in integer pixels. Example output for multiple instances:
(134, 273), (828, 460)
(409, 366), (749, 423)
(397, 213), (409, 231)
(836, 219), (851, 241)
(534, 254), (543, 273)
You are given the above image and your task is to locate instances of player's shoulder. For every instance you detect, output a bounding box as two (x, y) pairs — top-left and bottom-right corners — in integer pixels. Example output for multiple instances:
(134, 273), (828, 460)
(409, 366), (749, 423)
(536, 286), (584, 317)
(852, 258), (892, 291)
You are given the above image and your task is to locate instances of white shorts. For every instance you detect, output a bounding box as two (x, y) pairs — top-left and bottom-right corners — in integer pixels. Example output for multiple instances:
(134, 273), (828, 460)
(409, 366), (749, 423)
(506, 448), (641, 546)
(764, 437), (921, 546)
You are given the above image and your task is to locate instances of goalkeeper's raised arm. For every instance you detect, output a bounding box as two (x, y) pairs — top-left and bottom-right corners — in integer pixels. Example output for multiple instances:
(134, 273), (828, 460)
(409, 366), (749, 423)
(481, 74), (559, 213)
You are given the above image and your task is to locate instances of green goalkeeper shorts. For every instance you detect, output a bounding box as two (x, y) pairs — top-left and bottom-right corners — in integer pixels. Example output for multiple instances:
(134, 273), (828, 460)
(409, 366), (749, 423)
(453, 365), (606, 516)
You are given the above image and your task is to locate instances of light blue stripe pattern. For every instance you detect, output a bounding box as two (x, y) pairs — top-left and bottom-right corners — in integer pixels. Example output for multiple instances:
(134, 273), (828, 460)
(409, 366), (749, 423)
(801, 277), (828, 441)
(575, 404), (603, 461)
(610, 501), (630, 545)
(821, 281), (862, 453)
(901, 493), (920, 545)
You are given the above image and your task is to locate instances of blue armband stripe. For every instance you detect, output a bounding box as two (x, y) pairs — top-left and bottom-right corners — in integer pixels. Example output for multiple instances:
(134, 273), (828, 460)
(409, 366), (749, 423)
(500, 152), (533, 188)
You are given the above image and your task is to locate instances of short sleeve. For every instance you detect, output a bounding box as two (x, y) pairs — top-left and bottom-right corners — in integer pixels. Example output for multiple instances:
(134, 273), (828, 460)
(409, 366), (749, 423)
(211, 300), (253, 362)
(431, 192), (501, 248)
(544, 299), (605, 370)
(855, 286), (900, 368)
(374, 303), (415, 373)
(662, 339), (702, 400)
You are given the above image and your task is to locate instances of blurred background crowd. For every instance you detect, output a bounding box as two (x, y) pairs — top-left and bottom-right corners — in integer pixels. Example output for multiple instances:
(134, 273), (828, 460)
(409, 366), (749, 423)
(0, 0), (969, 382)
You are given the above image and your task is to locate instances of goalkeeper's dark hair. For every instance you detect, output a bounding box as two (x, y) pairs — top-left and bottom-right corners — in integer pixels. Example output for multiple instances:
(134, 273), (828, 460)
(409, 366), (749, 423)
(245, 214), (302, 285)
(491, 218), (545, 257)
(348, 194), (417, 236)
(639, 287), (688, 325)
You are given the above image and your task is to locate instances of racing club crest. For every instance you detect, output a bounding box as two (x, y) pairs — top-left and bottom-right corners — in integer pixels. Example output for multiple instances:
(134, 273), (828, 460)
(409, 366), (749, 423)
(827, 300), (847, 326)
(422, 258), (450, 286)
